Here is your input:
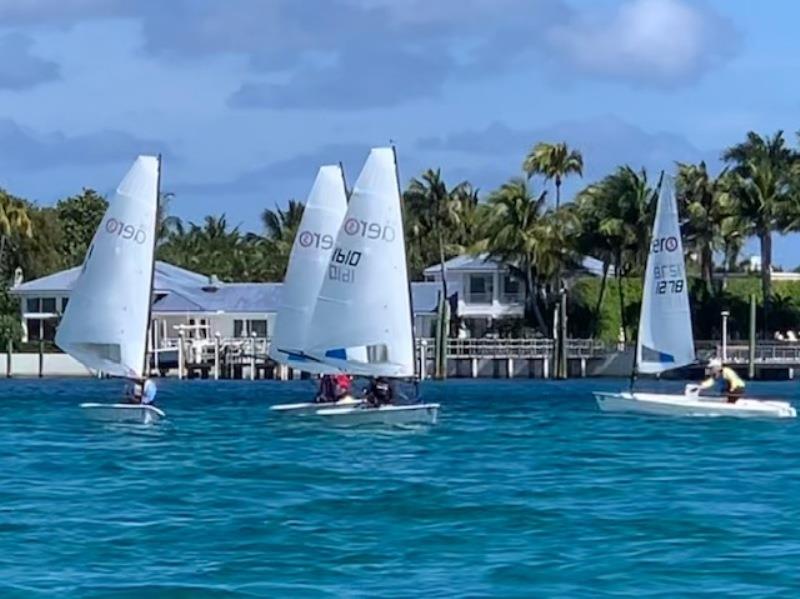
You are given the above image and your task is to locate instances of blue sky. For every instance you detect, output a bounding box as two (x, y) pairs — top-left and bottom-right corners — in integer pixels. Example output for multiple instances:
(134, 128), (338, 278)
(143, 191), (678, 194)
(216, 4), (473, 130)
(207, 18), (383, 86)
(1, 0), (799, 264)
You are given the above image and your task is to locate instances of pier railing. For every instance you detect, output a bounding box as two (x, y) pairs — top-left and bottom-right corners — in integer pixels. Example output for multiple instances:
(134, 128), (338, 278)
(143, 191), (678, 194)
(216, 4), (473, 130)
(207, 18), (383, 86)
(719, 343), (800, 364)
(416, 338), (607, 359)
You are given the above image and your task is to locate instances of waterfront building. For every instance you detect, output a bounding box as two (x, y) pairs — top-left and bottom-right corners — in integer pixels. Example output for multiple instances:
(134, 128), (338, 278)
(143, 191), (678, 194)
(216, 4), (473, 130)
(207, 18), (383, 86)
(423, 253), (610, 336)
(9, 262), (444, 346)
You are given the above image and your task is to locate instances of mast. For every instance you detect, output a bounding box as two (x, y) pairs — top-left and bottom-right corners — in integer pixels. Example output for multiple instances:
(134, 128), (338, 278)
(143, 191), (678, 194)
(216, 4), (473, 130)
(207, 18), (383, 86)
(141, 154), (161, 380)
(392, 144), (418, 381)
(339, 161), (350, 202)
(629, 171), (665, 391)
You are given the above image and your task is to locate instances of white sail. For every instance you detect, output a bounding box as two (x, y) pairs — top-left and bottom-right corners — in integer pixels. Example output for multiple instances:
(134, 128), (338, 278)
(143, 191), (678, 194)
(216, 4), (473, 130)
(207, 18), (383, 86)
(307, 147), (415, 377)
(636, 175), (695, 374)
(269, 165), (348, 374)
(55, 156), (159, 379)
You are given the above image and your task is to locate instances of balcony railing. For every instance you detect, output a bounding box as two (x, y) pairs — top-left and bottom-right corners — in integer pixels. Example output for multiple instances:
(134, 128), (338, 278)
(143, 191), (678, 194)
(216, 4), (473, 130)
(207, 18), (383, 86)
(499, 293), (524, 304)
(464, 292), (493, 305)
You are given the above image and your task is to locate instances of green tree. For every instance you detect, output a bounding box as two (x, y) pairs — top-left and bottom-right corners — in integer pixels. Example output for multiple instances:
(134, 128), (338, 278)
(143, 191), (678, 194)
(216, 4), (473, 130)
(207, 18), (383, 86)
(479, 178), (551, 333)
(261, 200), (305, 279)
(0, 190), (33, 275)
(722, 130), (796, 333)
(576, 166), (655, 341)
(55, 189), (108, 267)
(676, 161), (730, 290)
(404, 169), (472, 312)
(11, 206), (65, 280)
(522, 142), (583, 209)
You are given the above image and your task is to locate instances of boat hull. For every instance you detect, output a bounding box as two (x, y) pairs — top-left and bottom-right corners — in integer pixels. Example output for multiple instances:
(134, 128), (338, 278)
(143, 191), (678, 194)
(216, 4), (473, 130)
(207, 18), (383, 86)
(315, 403), (440, 426)
(594, 392), (796, 419)
(269, 397), (363, 415)
(80, 403), (166, 424)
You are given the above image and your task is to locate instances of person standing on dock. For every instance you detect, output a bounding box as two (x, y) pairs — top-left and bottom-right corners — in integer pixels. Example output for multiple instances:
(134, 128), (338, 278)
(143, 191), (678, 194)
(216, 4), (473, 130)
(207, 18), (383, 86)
(696, 358), (745, 403)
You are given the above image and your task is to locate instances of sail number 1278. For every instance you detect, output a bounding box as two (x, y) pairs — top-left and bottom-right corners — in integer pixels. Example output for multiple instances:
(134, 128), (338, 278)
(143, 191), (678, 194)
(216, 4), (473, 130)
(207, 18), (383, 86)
(656, 279), (683, 294)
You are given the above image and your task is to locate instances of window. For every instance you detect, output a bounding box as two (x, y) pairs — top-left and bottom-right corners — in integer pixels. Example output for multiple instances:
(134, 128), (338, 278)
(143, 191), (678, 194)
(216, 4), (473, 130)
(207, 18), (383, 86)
(42, 298), (57, 313)
(42, 319), (57, 341)
(250, 320), (267, 338)
(467, 274), (493, 304)
(501, 275), (524, 304)
(27, 318), (42, 341)
(234, 319), (268, 338)
(26, 298), (40, 313)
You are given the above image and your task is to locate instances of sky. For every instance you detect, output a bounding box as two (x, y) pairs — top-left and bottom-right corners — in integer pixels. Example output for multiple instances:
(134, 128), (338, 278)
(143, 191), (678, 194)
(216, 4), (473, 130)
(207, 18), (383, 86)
(1, 0), (799, 264)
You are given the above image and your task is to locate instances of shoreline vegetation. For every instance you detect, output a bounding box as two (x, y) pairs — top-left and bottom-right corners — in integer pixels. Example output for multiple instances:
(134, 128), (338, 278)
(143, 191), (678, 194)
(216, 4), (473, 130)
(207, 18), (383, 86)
(4, 130), (800, 345)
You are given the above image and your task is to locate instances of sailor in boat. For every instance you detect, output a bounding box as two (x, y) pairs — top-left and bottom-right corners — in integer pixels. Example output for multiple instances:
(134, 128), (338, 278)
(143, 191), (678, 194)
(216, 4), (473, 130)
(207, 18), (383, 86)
(692, 358), (745, 403)
(364, 377), (394, 407)
(334, 373), (353, 402)
(125, 378), (158, 405)
(316, 375), (336, 403)
(316, 374), (353, 403)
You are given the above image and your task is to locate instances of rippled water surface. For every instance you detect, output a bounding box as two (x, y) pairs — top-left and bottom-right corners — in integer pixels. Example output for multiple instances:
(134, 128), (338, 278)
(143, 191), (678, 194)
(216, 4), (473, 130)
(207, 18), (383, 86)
(2, 378), (800, 597)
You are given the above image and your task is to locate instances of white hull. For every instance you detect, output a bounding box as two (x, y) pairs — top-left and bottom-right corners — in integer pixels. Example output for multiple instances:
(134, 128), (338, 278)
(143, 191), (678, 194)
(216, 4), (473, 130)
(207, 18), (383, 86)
(594, 392), (796, 419)
(315, 403), (440, 426)
(80, 403), (166, 424)
(270, 397), (362, 415)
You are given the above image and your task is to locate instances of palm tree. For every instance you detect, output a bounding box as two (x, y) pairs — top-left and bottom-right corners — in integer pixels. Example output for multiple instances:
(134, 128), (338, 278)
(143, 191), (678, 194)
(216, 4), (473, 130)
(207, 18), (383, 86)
(676, 161), (729, 290)
(262, 200), (305, 244)
(0, 190), (33, 274)
(262, 200), (306, 278)
(574, 188), (616, 335)
(403, 169), (471, 315)
(522, 142), (583, 209)
(156, 191), (180, 245)
(479, 178), (550, 333)
(577, 167), (655, 342)
(722, 130), (796, 334)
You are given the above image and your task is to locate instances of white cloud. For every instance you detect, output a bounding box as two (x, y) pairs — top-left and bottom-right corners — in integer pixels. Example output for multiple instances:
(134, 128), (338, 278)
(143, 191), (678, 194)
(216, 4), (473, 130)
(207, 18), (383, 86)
(546, 0), (739, 87)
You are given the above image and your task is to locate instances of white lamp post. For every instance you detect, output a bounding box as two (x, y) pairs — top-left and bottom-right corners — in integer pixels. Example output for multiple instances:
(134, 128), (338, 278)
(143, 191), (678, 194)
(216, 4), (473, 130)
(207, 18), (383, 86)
(721, 310), (730, 361)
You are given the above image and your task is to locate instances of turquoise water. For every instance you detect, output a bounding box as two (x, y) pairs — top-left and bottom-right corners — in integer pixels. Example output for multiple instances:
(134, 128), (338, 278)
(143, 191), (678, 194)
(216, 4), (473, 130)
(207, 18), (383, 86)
(2, 378), (800, 598)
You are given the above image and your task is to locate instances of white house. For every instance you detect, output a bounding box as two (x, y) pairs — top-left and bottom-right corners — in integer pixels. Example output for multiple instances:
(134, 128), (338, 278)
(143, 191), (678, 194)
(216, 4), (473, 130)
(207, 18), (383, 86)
(423, 253), (612, 336)
(9, 262), (443, 346)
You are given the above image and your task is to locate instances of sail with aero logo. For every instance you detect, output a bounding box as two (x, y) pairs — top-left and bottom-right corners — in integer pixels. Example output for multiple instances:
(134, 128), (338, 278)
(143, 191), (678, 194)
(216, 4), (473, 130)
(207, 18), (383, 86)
(269, 165), (349, 374)
(55, 155), (159, 379)
(307, 147), (415, 377)
(636, 175), (695, 374)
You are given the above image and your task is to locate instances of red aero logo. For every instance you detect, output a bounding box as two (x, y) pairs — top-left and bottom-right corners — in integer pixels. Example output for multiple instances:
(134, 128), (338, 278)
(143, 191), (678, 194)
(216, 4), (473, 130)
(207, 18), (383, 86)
(298, 230), (334, 250)
(343, 218), (395, 242)
(105, 217), (147, 244)
(652, 236), (678, 254)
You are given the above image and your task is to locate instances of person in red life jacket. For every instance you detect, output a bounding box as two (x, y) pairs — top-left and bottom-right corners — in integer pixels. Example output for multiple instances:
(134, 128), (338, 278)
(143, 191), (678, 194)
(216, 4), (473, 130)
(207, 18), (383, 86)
(333, 373), (353, 401)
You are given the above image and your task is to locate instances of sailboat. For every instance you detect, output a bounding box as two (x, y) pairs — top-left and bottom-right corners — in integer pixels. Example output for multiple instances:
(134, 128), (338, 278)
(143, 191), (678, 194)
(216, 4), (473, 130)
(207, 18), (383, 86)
(55, 155), (165, 424)
(593, 175), (796, 418)
(268, 165), (363, 414)
(307, 147), (439, 425)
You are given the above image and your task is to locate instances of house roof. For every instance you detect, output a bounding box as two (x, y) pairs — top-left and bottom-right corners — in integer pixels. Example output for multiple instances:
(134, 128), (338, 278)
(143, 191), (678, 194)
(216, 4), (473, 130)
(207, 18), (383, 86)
(11, 262), (443, 315)
(423, 253), (502, 275)
(423, 253), (614, 278)
(10, 261), (208, 295)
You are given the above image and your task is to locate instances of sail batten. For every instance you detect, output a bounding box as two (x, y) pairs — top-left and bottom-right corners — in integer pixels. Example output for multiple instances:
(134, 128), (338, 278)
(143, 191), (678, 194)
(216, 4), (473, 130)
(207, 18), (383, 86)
(269, 165), (349, 374)
(55, 156), (159, 378)
(307, 148), (415, 377)
(636, 175), (695, 374)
